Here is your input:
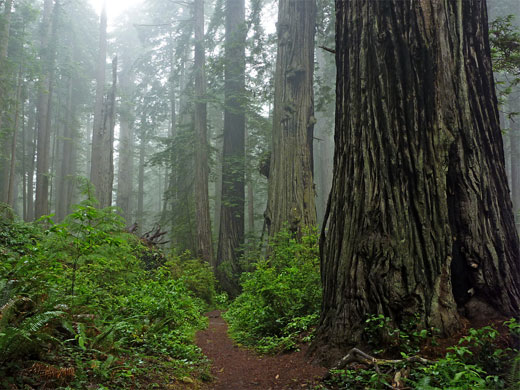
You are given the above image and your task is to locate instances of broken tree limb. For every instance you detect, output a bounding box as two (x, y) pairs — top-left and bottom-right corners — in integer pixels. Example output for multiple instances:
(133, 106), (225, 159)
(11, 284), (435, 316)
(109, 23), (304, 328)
(324, 348), (434, 380)
(318, 45), (335, 54)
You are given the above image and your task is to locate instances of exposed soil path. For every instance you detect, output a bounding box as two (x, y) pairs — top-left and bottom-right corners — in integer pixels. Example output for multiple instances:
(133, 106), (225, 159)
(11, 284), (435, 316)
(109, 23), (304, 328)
(196, 311), (327, 390)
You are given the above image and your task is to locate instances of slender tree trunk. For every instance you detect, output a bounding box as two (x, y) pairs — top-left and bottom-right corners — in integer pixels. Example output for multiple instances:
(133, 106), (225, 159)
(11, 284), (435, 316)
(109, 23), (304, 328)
(48, 96), (60, 212)
(193, 0), (214, 263)
(7, 63), (23, 207)
(0, 0), (12, 59)
(27, 113), (36, 221)
(160, 64), (176, 225)
(22, 98), (27, 220)
(137, 125), (146, 235)
(116, 64), (134, 225)
(265, 0), (317, 237)
(246, 128), (254, 236)
(56, 48), (78, 222)
(510, 98), (520, 229)
(90, 4), (111, 207)
(313, 0), (520, 363)
(216, 0), (246, 296)
(35, 0), (58, 218)
(0, 0), (13, 201)
(213, 131), (222, 243)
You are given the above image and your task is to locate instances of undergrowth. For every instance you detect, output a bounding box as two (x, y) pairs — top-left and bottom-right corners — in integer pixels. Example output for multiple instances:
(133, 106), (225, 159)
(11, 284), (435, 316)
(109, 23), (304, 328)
(224, 228), (321, 353)
(0, 196), (215, 389)
(321, 315), (520, 390)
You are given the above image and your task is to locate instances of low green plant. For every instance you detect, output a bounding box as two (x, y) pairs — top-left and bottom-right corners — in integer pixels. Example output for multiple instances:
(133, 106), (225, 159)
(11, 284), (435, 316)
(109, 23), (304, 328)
(225, 228), (321, 353)
(0, 194), (212, 388)
(364, 313), (434, 356)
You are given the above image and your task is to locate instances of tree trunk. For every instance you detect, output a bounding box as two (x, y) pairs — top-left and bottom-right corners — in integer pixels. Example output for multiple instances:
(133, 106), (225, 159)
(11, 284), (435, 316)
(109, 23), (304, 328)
(7, 63), (23, 207)
(116, 67), (134, 224)
(34, 0), (56, 218)
(0, 0), (13, 201)
(265, 0), (317, 237)
(0, 0), (12, 58)
(56, 48), (78, 222)
(26, 112), (36, 221)
(160, 56), (176, 226)
(313, 0), (520, 363)
(510, 98), (520, 230)
(89, 4), (111, 207)
(216, 0), (246, 296)
(137, 124), (146, 235)
(193, 0), (214, 263)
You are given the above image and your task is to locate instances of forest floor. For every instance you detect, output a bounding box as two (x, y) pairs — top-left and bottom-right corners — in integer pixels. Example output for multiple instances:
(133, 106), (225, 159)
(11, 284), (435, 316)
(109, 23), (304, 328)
(195, 310), (327, 390)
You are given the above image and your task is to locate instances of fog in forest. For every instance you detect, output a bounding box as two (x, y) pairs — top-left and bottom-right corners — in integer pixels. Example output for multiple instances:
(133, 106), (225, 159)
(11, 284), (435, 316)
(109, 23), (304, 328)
(2, 0), (520, 388)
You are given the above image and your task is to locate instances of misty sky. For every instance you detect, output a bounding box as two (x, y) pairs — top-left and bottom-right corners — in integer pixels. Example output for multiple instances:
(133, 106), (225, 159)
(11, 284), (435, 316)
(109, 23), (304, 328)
(89, 0), (142, 18)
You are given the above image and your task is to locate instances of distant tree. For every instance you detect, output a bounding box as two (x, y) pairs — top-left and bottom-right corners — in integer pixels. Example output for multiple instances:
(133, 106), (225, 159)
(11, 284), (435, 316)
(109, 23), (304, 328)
(216, 0), (246, 295)
(489, 14), (520, 224)
(265, 0), (317, 237)
(90, 3), (115, 209)
(0, 0), (13, 202)
(34, 0), (57, 218)
(116, 65), (135, 224)
(313, 0), (520, 362)
(193, 0), (214, 264)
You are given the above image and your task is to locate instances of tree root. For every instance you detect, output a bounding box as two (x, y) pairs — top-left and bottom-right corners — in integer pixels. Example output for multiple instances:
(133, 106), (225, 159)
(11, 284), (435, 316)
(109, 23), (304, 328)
(324, 348), (435, 389)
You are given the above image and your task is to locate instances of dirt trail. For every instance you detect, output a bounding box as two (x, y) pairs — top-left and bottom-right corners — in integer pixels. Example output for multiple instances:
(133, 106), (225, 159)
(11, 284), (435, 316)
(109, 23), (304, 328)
(196, 311), (327, 390)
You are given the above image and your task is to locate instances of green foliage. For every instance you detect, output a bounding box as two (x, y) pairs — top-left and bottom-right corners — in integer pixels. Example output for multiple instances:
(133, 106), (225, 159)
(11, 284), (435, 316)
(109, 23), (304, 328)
(325, 368), (390, 390)
(0, 204), (213, 388)
(490, 15), (520, 106)
(364, 313), (434, 355)
(411, 326), (508, 390)
(326, 320), (518, 390)
(165, 251), (217, 306)
(225, 228), (321, 353)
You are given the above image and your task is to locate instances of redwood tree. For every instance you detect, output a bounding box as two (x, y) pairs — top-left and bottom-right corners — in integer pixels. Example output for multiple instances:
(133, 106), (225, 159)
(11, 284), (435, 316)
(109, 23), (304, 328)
(216, 0), (246, 295)
(193, 0), (214, 264)
(265, 0), (317, 237)
(90, 4), (113, 208)
(314, 0), (520, 362)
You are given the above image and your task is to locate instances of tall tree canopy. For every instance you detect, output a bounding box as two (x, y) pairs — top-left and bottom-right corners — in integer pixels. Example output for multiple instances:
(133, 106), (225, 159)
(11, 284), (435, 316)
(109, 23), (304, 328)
(313, 0), (520, 362)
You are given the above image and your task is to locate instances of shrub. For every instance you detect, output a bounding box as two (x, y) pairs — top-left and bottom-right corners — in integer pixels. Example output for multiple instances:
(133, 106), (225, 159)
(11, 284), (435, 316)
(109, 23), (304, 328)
(225, 228), (321, 353)
(0, 200), (211, 389)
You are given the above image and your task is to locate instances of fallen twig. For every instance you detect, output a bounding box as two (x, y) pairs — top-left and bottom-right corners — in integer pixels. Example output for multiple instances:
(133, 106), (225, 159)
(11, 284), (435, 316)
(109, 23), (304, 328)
(324, 347), (434, 382)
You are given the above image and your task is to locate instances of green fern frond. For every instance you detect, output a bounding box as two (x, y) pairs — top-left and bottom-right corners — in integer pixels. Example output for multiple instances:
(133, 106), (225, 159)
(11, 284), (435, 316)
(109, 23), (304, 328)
(21, 310), (64, 333)
(507, 352), (520, 388)
(0, 296), (33, 329)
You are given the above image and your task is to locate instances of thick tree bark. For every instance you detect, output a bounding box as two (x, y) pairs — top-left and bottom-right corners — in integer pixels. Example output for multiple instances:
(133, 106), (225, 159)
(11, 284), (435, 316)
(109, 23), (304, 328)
(216, 0), (246, 296)
(265, 0), (317, 237)
(193, 0), (214, 263)
(313, 0), (520, 363)
(34, 0), (56, 218)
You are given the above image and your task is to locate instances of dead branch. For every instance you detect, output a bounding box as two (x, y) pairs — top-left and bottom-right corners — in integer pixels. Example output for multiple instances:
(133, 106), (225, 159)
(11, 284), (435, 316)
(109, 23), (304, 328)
(324, 347), (434, 382)
(319, 45), (336, 54)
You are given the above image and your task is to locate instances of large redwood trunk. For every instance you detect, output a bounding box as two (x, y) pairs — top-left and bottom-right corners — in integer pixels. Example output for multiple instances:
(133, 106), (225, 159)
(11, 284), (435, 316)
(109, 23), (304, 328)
(313, 0), (520, 363)
(265, 0), (317, 237)
(216, 0), (246, 296)
(193, 0), (214, 264)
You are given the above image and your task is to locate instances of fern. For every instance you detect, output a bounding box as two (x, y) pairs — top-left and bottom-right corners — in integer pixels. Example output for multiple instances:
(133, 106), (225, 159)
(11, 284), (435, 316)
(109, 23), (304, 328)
(22, 310), (64, 333)
(507, 352), (520, 388)
(0, 310), (64, 364)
